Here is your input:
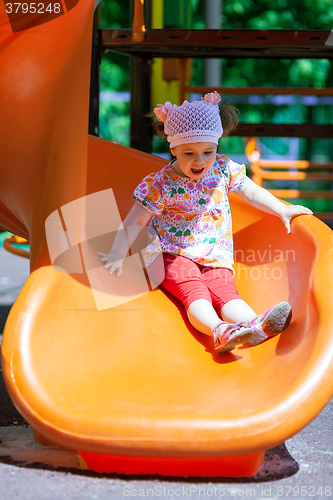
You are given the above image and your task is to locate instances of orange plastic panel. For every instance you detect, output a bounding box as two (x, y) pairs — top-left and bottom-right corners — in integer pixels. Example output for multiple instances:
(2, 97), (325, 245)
(1, 0), (333, 479)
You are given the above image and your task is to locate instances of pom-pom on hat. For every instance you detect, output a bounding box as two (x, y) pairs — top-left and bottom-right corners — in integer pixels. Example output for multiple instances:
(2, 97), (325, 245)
(154, 91), (223, 149)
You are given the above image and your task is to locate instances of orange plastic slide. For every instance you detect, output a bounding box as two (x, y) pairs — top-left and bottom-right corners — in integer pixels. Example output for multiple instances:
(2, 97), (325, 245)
(1, 0), (333, 478)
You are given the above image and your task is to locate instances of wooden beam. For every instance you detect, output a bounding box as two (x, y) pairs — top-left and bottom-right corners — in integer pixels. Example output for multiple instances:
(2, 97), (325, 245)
(187, 86), (333, 96)
(266, 190), (333, 199)
(102, 29), (333, 59)
(252, 171), (333, 181)
(256, 161), (333, 170)
(230, 123), (333, 138)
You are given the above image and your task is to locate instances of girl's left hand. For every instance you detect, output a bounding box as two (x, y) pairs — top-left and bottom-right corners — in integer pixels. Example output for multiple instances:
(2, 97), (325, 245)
(279, 205), (313, 234)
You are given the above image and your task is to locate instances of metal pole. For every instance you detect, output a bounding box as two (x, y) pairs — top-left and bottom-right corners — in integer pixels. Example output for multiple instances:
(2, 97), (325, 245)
(130, 0), (153, 152)
(130, 55), (153, 152)
(88, 0), (101, 136)
(204, 0), (222, 88)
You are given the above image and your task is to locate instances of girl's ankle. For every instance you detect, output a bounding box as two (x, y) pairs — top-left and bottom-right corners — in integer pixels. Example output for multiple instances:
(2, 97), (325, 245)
(211, 321), (228, 341)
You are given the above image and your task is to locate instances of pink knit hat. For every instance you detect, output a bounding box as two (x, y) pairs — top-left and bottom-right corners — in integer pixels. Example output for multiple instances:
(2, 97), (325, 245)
(154, 91), (223, 149)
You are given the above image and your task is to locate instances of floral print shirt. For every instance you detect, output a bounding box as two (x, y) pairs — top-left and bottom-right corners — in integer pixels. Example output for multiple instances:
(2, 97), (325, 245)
(132, 154), (246, 272)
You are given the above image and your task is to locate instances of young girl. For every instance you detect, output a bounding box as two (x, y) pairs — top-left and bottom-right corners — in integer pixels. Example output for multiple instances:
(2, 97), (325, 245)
(98, 92), (312, 354)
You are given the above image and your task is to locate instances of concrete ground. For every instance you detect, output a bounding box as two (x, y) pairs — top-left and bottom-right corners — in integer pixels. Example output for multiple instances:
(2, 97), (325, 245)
(0, 235), (332, 500)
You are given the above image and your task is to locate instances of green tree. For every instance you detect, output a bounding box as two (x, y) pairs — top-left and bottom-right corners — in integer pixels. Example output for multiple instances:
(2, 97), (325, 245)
(99, 0), (131, 142)
(191, 0), (333, 88)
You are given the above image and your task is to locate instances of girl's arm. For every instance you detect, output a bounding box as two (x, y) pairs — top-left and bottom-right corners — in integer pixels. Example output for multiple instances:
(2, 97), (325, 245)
(237, 177), (313, 234)
(98, 203), (152, 276)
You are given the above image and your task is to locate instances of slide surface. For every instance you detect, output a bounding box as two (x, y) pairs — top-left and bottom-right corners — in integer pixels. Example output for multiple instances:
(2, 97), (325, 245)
(1, 0), (333, 476)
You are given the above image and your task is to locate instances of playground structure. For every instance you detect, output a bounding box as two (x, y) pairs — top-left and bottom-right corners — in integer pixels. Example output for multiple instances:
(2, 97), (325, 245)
(1, 0), (333, 478)
(245, 138), (333, 221)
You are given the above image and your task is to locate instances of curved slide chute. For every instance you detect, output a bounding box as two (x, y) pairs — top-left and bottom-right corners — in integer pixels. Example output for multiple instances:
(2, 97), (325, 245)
(1, 0), (333, 477)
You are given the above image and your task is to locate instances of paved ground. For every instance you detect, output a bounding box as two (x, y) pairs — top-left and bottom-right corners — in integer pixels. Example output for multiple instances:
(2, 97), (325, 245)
(0, 234), (332, 500)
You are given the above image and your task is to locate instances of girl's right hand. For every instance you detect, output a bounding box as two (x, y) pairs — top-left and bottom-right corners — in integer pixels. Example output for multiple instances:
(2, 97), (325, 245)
(97, 251), (123, 277)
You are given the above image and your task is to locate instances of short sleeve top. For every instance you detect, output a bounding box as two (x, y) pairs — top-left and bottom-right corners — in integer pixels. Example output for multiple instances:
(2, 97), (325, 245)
(132, 154), (246, 271)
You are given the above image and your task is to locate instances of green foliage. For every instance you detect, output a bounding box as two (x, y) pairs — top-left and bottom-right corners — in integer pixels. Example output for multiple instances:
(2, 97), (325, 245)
(288, 59), (331, 88)
(100, 0), (130, 29)
(100, 101), (130, 145)
(191, 0), (333, 89)
(99, 0), (131, 142)
(221, 0), (333, 30)
(100, 53), (129, 92)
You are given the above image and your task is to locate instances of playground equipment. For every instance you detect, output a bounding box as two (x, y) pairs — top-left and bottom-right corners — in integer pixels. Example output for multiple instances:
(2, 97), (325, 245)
(1, 0), (333, 477)
(3, 235), (30, 259)
(245, 138), (333, 221)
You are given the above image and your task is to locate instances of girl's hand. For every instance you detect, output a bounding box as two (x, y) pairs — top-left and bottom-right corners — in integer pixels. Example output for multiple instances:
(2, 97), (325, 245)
(279, 205), (313, 234)
(97, 251), (123, 277)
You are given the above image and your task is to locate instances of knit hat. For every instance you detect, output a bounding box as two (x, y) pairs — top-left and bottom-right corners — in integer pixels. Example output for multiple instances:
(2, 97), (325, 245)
(154, 91), (223, 149)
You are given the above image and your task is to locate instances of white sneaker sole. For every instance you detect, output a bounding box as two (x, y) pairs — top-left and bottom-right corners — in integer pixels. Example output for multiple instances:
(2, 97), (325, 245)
(216, 327), (253, 354)
(247, 302), (292, 347)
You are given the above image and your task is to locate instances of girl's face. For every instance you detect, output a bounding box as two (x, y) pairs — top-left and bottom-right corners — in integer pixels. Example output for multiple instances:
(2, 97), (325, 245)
(170, 142), (217, 180)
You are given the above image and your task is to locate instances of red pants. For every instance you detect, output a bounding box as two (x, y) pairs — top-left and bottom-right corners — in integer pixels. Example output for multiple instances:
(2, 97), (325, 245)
(160, 253), (243, 313)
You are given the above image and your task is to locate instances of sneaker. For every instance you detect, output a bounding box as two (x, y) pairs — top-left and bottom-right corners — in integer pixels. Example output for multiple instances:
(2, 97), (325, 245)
(247, 301), (292, 346)
(213, 321), (253, 354)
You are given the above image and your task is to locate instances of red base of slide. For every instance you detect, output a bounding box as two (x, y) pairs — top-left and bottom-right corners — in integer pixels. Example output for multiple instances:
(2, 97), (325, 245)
(78, 451), (265, 477)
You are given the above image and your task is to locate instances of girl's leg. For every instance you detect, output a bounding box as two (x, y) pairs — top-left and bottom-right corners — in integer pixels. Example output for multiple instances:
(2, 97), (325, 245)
(160, 255), (252, 352)
(187, 298), (223, 336)
(160, 253), (212, 308)
(201, 267), (256, 324)
(161, 254), (222, 335)
(160, 255), (234, 335)
(201, 267), (292, 346)
(187, 298), (252, 353)
(221, 299), (256, 325)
